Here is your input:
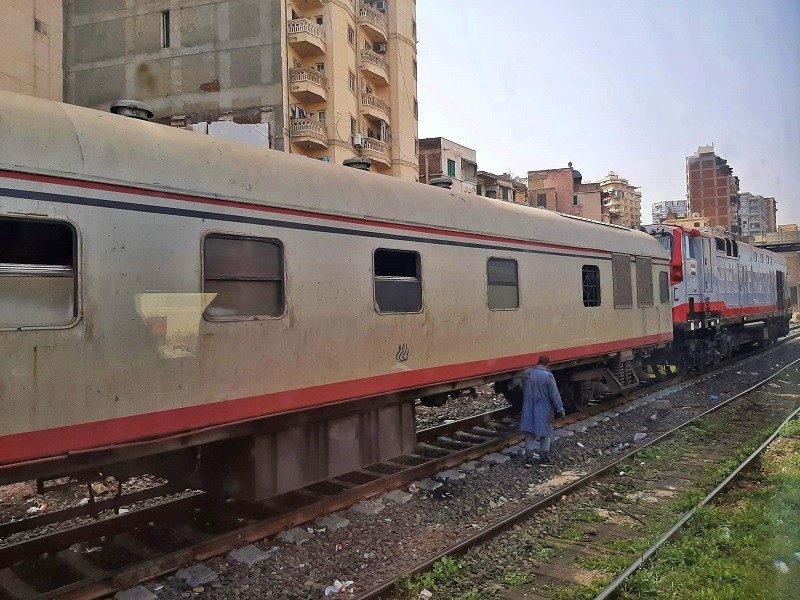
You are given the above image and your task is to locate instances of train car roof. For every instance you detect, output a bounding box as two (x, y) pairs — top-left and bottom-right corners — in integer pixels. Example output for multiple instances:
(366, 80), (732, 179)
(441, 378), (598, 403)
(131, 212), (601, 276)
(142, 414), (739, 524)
(0, 92), (666, 259)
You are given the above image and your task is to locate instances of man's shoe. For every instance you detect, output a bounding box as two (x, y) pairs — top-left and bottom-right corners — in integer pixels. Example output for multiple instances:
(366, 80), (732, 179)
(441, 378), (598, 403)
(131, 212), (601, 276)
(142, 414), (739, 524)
(524, 452), (538, 468)
(538, 451), (553, 466)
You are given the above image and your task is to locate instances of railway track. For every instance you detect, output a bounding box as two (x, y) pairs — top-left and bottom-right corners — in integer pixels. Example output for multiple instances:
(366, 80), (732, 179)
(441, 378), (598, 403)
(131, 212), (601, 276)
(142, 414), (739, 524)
(0, 332), (798, 599)
(358, 351), (800, 599)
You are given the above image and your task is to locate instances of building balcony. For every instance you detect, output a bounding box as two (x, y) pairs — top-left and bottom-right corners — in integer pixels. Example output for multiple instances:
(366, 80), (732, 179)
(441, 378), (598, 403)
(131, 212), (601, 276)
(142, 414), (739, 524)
(292, 0), (323, 7)
(288, 18), (326, 57)
(359, 49), (389, 86)
(361, 137), (390, 169)
(361, 92), (390, 122)
(358, 4), (388, 42)
(289, 67), (327, 103)
(290, 118), (328, 150)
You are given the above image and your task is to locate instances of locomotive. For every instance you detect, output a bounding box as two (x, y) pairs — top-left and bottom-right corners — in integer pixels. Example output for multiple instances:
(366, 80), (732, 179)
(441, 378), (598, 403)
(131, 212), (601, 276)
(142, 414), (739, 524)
(645, 224), (791, 370)
(0, 92), (674, 501)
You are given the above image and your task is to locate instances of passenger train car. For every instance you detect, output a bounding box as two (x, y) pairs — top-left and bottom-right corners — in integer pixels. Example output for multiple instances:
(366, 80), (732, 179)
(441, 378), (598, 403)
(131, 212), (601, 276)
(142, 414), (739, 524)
(0, 92), (671, 501)
(645, 224), (791, 370)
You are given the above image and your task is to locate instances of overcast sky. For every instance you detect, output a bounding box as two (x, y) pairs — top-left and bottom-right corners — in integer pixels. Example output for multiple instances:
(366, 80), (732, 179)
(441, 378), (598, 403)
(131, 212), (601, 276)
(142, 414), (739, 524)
(416, 0), (800, 225)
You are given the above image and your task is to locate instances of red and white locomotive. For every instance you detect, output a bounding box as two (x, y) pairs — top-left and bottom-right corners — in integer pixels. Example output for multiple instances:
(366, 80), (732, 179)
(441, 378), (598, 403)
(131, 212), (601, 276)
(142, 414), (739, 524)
(645, 224), (791, 370)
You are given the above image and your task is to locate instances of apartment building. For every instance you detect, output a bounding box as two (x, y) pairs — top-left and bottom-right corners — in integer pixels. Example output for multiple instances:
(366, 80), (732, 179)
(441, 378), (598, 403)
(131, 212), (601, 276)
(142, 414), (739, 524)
(0, 0), (62, 100)
(418, 137), (477, 193)
(597, 171), (641, 228)
(527, 164), (602, 221)
(477, 171), (527, 205)
(63, 0), (418, 179)
(651, 199), (688, 224)
(738, 192), (778, 238)
(686, 145), (740, 233)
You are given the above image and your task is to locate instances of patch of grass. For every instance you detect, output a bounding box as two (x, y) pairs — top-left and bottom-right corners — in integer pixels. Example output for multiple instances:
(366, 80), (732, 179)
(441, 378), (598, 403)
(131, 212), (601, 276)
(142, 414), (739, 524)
(781, 418), (800, 438)
(455, 593), (487, 600)
(396, 556), (466, 598)
(537, 546), (557, 561)
(616, 436), (800, 599)
(539, 580), (610, 600)
(575, 509), (605, 523)
(501, 571), (532, 586)
(560, 526), (586, 541)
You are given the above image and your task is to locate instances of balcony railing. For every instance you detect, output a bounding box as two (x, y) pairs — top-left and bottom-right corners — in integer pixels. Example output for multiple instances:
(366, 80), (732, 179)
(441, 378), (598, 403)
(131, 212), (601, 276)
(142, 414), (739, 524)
(288, 18), (324, 41)
(289, 67), (327, 87)
(290, 118), (326, 142)
(362, 137), (388, 155)
(361, 92), (389, 114)
(358, 4), (387, 31)
(360, 48), (389, 71)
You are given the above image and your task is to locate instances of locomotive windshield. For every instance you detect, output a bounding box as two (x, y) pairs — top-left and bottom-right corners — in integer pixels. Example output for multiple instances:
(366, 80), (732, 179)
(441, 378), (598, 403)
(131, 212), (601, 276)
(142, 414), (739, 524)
(652, 231), (673, 255)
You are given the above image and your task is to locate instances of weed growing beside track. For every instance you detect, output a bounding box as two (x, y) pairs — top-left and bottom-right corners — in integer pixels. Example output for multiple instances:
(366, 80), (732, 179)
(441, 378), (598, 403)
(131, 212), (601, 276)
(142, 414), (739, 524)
(613, 417), (800, 600)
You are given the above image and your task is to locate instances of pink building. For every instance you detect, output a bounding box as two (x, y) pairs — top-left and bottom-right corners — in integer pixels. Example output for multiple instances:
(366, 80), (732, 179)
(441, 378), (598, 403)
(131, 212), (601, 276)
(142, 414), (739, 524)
(527, 163), (603, 221)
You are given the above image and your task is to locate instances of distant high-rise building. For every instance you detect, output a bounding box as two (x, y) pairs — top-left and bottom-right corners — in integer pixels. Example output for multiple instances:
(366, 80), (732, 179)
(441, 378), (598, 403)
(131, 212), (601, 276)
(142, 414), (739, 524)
(418, 138), (478, 193)
(0, 1), (63, 100)
(652, 200), (688, 224)
(63, 0), (419, 180)
(738, 192), (778, 238)
(686, 145), (740, 233)
(597, 171), (642, 227)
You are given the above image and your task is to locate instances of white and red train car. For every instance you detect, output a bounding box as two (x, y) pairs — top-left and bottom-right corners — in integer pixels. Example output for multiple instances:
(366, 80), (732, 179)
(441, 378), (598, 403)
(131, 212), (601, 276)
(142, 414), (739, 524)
(0, 92), (672, 500)
(645, 224), (791, 369)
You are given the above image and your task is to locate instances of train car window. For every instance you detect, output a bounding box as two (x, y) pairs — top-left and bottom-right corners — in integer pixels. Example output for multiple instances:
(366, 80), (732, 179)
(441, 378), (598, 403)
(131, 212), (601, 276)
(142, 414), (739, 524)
(725, 239), (732, 256)
(636, 257), (654, 307)
(685, 236), (697, 259)
(715, 237), (725, 253)
(732, 240), (738, 257)
(611, 254), (633, 309)
(581, 265), (601, 307)
(0, 216), (77, 328)
(373, 249), (422, 313)
(487, 258), (519, 310)
(659, 271), (670, 304)
(203, 234), (283, 320)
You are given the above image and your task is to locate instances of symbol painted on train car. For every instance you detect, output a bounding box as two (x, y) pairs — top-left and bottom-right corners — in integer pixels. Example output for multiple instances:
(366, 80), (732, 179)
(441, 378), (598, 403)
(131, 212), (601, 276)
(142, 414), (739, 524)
(396, 343), (409, 363)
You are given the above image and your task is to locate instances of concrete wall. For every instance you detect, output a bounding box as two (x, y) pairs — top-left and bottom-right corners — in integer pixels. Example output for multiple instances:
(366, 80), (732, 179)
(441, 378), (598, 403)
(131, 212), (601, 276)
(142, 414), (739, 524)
(574, 182), (602, 221)
(0, 0), (62, 100)
(419, 137), (477, 194)
(64, 0), (286, 149)
(528, 168), (573, 213)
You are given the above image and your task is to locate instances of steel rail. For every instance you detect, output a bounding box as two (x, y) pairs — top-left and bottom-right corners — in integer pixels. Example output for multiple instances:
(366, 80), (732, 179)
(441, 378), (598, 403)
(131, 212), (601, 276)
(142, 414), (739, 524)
(592, 403), (800, 600)
(355, 353), (800, 599)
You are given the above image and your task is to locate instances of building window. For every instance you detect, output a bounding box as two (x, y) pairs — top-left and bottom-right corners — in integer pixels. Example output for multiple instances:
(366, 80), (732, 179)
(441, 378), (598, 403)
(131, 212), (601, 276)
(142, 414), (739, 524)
(572, 195), (578, 206)
(161, 11), (170, 48)
(34, 19), (47, 36)
(412, 19), (417, 39)
(0, 217), (77, 328)
(373, 249), (422, 314)
(348, 25), (355, 45)
(636, 257), (654, 307)
(413, 59), (417, 79)
(447, 159), (456, 178)
(537, 193), (546, 207)
(487, 258), (519, 310)
(349, 71), (356, 92)
(315, 62), (325, 73)
(318, 110), (326, 124)
(350, 116), (357, 134)
(203, 235), (284, 320)
(476, 185), (482, 195)
(582, 265), (601, 307)
(612, 254), (632, 308)
(315, 15), (324, 25)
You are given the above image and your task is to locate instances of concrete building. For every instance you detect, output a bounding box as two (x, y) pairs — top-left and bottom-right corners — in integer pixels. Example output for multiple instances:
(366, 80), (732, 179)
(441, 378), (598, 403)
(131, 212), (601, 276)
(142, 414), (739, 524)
(597, 171), (641, 227)
(651, 199), (688, 224)
(63, 0), (418, 180)
(527, 164), (604, 221)
(686, 145), (740, 233)
(738, 192), (778, 238)
(0, 0), (62, 100)
(476, 171), (527, 205)
(418, 137), (477, 193)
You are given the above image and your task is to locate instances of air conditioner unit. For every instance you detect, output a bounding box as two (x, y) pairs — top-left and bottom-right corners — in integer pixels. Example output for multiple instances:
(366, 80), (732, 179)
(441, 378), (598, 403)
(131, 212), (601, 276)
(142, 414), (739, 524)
(373, 1), (387, 13)
(373, 42), (387, 54)
(352, 133), (364, 147)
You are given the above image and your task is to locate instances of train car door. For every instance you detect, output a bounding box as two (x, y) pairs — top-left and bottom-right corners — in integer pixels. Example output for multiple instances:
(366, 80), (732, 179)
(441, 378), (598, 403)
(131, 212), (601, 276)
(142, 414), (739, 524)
(701, 237), (712, 293)
(739, 265), (748, 308)
(777, 271), (785, 309)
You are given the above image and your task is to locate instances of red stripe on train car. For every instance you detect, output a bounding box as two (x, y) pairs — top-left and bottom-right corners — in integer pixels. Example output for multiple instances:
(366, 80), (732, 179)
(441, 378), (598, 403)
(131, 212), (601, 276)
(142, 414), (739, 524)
(672, 302), (780, 322)
(0, 333), (672, 467)
(1, 169), (656, 258)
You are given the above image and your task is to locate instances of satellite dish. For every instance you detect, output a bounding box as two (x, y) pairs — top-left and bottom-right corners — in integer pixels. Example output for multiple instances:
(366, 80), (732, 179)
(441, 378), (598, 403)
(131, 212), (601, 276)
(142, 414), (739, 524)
(692, 212), (701, 218)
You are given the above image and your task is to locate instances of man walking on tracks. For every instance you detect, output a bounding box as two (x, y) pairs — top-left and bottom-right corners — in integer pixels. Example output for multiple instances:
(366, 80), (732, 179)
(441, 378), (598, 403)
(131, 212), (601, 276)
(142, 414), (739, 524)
(520, 356), (565, 467)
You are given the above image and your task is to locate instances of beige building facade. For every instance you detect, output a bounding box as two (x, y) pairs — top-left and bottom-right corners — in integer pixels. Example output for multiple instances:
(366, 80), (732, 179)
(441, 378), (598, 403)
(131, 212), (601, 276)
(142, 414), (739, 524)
(63, 0), (418, 180)
(597, 171), (641, 227)
(477, 171), (527, 205)
(0, 0), (62, 100)
(418, 137), (477, 193)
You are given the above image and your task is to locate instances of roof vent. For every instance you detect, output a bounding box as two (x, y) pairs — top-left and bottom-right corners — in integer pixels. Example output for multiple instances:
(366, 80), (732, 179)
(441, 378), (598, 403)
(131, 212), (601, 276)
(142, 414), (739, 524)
(429, 176), (453, 189)
(343, 157), (372, 171)
(110, 100), (154, 121)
